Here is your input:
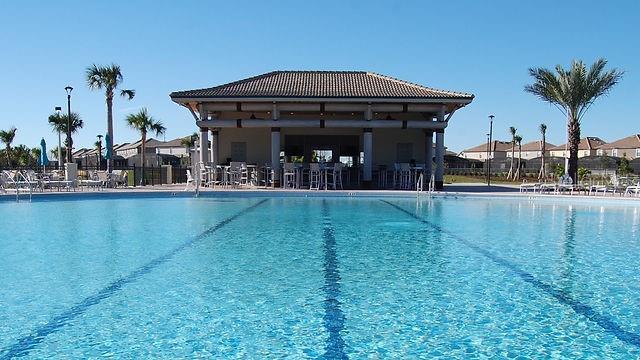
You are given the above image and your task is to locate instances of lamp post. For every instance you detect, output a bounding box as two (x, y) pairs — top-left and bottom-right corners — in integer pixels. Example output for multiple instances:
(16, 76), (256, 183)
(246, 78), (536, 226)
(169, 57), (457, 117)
(64, 86), (73, 163)
(487, 115), (494, 186)
(486, 133), (490, 184)
(55, 106), (63, 168)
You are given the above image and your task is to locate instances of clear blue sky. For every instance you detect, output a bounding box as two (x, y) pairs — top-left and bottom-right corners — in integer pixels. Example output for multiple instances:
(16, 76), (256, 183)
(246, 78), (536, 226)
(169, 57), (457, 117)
(0, 0), (638, 153)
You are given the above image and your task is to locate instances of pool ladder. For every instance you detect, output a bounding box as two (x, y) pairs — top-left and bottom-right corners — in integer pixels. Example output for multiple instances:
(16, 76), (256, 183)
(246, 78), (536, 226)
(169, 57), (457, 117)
(416, 173), (434, 194)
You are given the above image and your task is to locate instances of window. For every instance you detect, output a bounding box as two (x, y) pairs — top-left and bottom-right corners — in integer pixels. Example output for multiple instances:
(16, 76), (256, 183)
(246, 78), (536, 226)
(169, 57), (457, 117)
(396, 143), (413, 163)
(313, 149), (332, 162)
(597, 149), (603, 156)
(612, 149), (618, 157)
(230, 142), (247, 161)
(339, 156), (353, 167)
(636, 149), (640, 158)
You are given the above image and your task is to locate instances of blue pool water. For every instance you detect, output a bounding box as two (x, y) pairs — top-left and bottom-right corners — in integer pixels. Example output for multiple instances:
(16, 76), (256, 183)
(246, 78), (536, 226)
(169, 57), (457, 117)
(1, 194), (640, 358)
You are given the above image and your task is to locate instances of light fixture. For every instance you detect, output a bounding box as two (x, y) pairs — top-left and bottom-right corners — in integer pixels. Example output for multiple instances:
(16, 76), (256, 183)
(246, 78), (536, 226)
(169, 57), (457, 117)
(65, 86), (73, 95)
(250, 113), (256, 119)
(385, 113), (394, 120)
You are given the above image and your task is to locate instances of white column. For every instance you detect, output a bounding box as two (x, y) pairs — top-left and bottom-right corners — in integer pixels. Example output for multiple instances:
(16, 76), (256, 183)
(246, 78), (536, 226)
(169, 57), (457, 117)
(271, 127), (281, 186)
(425, 130), (434, 181)
(210, 129), (218, 166)
(363, 128), (373, 186)
(199, 127), (209, 165)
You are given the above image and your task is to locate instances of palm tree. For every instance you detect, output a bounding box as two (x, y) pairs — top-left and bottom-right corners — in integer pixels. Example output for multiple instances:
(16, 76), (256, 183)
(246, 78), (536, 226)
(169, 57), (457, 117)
(538, 124), (548, 180)
(0, 127), (17, 166)
(86, 63), (135, 171)
(525, 58), (623, 183)
(125, 108), (166, 185)
(514, 135), (523, 181)
(50, 146), (67, 162)
(95, 134), (103, 169)
(180, 132), (198, 165)
(48, 112), (84, 151)
(506, 126), (517, 180)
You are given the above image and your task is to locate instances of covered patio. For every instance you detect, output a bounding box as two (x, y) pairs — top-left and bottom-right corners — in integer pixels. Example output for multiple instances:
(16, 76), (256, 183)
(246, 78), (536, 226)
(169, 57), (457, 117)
(170, 71), (474, 190)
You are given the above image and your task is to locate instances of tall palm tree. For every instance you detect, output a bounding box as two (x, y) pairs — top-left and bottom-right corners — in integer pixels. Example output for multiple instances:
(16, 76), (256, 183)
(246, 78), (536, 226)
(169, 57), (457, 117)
(514, 135), (523, 181)
(86, 63), (135, 171)
(180, 132), (198, 165)
(525, 58), (623, 183)
(48, 112), (84, 151)
(0, 127), (17, 166)
(506, 126), (517, 180)
(538, 123), (548, 180)
(125, 108), (166, 185)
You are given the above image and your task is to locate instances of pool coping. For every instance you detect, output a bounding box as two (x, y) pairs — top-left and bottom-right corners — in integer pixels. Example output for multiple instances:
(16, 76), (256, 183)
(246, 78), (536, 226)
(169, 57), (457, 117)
(2, 186), (640, 207)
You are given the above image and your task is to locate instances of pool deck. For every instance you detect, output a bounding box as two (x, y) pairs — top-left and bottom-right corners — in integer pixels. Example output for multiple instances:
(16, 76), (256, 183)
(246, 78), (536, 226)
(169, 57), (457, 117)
(2, 182), (639, 203)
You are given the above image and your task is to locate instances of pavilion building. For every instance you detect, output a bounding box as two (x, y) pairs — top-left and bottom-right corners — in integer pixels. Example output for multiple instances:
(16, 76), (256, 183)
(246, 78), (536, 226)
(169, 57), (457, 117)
(170, 71), (474, 190)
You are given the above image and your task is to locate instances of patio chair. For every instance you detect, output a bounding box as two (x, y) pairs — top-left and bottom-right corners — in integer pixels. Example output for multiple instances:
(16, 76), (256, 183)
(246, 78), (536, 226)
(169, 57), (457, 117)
(78, 171), (102, 190)
(185, 169), (196, 191)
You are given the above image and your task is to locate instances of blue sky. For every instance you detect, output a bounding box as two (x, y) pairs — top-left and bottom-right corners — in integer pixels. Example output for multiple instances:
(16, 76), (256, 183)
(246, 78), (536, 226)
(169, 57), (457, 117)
(0, 0), (638, 152)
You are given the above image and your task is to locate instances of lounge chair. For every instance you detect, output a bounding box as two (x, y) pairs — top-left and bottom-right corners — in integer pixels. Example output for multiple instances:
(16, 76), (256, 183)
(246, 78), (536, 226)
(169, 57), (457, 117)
(519, 180), (540, 193)
(184, 169), (196, 191)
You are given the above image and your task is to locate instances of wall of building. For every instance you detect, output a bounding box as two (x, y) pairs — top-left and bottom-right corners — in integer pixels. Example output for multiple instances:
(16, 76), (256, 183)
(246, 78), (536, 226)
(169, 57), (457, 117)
(599, 148), (640, 159)
(549, 149), (598, 158)
(460, 151), (507, 161)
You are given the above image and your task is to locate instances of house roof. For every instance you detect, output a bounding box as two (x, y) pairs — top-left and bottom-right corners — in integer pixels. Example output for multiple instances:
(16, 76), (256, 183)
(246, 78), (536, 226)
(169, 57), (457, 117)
(155, 137), (188, 148)
(462, 140), (511, 153)
(598, 134), (640, 149)
(170, 71), (474, 100)
(117, 138), (164, 151)
(550, 137), (606, 151)
(113, 143), (130, 151)
(507, 141), (556, 152)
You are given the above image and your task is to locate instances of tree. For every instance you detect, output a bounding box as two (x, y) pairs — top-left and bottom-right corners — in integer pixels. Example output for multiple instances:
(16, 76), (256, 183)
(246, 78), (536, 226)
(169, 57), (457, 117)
(180, 132), (198, 165)
(619, 156), (633, 176)
(12, 145), (36, 167)
(0, 127), (17, 166)
(86, 63), (135, 171)
(506, 126), (517, 180)
(525, 58), (623, 183)
(578, 167), (591, 182)
(514, 135), (523, 181)
(48, 112), (84, 151)
(538, 123), (547, 180)
(125, 108), (166, 185)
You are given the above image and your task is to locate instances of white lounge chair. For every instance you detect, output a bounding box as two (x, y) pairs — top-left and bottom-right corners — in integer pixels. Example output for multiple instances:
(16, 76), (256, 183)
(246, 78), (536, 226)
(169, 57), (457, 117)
(184, 169), (196, 191)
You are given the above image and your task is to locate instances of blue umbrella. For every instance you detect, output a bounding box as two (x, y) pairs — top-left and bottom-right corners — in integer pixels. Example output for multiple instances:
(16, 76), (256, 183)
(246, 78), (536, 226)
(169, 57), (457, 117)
(104, 134), (112, 160)
(40, 138), (48, 168)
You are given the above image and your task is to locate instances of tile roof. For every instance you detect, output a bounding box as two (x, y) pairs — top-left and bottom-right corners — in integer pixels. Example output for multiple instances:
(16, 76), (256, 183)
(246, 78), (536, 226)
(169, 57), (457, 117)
(507, 141), (556, 152)
(463, 140), (511, 153)
(118, 138), (164, 151)
(155, 137), (189, 147)
(170, 71), (474, 100)
(550, 137), (606, 151)
(598, 134), (640, 149)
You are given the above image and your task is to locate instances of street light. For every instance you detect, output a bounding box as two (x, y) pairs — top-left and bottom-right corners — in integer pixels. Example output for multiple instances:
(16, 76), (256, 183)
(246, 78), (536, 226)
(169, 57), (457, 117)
(65, 86), (73, 163)
(55, 106), (62, 168)
(487, 115), (494, 186)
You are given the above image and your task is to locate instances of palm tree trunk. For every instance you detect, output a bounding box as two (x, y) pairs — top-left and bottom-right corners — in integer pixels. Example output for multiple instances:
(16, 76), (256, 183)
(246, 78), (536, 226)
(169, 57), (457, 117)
(567, 116), (580, 184)
(515, 147), (522, 180)
(507, 145), (515, 180)
(141, 132), (146, 186)
(107, 96), (114, 172)
(5, 146), (10, 167)
(539, 137), (546, 180)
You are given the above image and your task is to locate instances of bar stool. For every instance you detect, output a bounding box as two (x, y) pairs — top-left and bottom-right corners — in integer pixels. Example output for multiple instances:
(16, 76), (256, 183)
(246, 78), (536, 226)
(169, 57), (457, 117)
(377, 165), (388, 189)
(309, 163), (321, 190)
(283, 162), (297, 189)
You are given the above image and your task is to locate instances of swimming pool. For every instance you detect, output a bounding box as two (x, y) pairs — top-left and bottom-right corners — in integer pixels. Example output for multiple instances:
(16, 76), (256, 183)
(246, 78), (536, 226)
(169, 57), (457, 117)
(1, 194), (639, 358)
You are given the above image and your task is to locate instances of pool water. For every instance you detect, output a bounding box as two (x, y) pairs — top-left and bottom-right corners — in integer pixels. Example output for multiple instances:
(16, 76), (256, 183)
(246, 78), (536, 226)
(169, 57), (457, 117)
(1, 194), (640, 358)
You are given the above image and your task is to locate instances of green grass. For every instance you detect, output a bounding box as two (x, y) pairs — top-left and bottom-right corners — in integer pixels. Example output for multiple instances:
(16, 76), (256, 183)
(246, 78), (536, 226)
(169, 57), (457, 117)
(444, 175), (523, 185)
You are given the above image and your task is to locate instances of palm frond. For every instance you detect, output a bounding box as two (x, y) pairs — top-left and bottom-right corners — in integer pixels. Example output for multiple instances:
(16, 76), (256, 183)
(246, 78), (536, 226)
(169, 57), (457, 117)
(120, 89), (136, 100)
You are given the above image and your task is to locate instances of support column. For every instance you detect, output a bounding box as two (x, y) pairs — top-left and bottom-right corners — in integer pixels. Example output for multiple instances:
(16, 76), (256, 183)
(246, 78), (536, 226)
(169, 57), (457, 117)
(199, 127), (209, 165)
(210, 129), (219, 166)
(271, 127), (281, 187)
(363, 128), (373, 188)
(435, 130), (444, 191)
(424, 130), (434, 182)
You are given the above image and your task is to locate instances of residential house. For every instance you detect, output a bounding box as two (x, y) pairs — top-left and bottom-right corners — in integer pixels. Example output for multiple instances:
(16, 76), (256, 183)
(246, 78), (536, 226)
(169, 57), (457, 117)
(506, 141), (556, 160)
(459, 140), (511, 161)
(596, 134), (640, 159)
(549, 137), (606, 158)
